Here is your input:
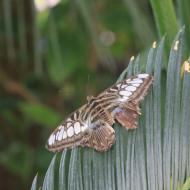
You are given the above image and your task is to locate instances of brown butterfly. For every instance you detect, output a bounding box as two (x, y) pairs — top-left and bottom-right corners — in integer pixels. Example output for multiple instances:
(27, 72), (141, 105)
(46, 74), (153, 152)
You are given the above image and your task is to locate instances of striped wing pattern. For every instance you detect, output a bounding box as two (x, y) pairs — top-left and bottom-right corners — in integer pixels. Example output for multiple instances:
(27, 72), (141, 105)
(46, 73), (153, 152)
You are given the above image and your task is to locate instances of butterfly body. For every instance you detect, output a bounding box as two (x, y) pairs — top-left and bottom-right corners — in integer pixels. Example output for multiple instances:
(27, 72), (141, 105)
(46, 74), (153, 152)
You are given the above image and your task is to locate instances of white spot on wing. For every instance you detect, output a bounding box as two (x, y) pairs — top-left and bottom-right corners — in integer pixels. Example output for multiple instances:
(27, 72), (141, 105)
(74, 113), (77, 120)
(125, 86), (136, 92)
(110, 88), (118, 92)
(138, 74), (149, 78)
(120, 96), (129, 101)
(67, 118), (72, 122)
(67, 126), (74, 137)
(58, 125), (63, 129)
(121, 84), (128, 88)
(116, 84), (121, 88)
(48, 134), (54, 145)
(119, 90), (132, 96)
(81, 124), (88, 132)
(58, 128), (64, 141)
(48, 134), (55, 145)
(62, 131), (67, 139)
(56, 131), (60, 140)
(132, 83), (141, 87)
(52, 134), (55, 144)
(67, 122), (72, 128)
(128, 79), (143, 84)
(74, 122), (81, 134)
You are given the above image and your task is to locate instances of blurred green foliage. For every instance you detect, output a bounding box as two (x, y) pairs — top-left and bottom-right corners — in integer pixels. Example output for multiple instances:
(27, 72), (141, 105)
(0, 0), (190, 189)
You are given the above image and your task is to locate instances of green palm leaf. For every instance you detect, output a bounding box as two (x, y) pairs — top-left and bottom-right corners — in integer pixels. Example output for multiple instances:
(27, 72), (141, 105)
(31, 173), (38, 190)
(31, 28), (190, 190)
(42, 155), (56, 190)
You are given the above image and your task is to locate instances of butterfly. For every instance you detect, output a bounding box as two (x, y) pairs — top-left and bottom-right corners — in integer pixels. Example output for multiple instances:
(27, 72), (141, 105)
(46, 73), (153, 152)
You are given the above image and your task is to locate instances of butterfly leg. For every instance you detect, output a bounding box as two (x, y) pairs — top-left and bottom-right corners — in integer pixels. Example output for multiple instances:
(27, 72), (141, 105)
(112, 101), (141, 130)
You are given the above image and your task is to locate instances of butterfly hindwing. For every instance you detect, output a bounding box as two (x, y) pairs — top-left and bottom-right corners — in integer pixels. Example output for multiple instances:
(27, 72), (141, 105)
(80, 119), (115, 152)
(80, 105), (115, 152)
(112, 101), (141, 129)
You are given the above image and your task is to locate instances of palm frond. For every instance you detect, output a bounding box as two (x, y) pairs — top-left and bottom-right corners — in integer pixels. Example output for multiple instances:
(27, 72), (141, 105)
(31, 173), (38, 190)
(42, 155), (56, 190)
(31, 28), (190, 190)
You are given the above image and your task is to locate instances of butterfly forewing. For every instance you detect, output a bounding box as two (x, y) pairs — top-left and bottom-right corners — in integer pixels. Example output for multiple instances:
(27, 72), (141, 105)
(46, 105), (89, 152)
(46, 102), (115, 152)
(97, 73), (153, 110)
(46, 73), (153, 152)
(101, 73), (153, 129)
